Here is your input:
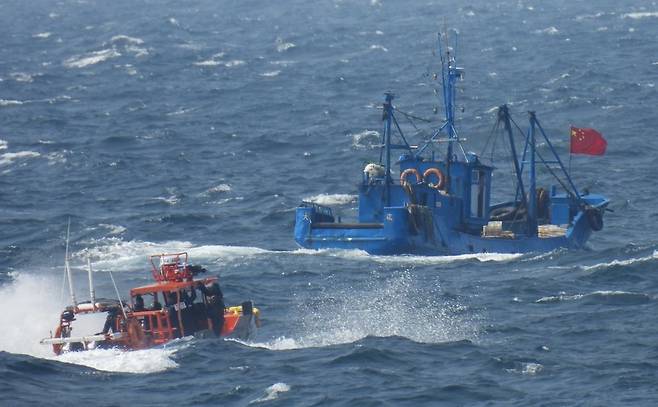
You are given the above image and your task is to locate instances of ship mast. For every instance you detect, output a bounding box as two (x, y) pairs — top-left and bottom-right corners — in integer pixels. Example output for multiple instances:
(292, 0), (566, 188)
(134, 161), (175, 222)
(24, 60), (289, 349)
(383, 92), (394, 206)
(64, 219), (77, 306)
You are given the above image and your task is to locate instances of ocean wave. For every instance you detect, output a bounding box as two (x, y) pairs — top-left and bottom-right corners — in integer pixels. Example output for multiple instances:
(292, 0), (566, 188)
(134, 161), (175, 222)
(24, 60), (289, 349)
(207, 183), (232, 193)
(260, 70), (281, 77)
(194, 57), (245, 68)
(350, 129), (380, 149)
(0, 139), (7, 150)
(580, 250), (658, 271)
(10, 72), (36, 83)
(534, 27), (559, 35)
(224, 60), (246, 67)
(110, 35), (144, 45)
(622, 12), (658, 19)
(369, 44), (388, 52)
(45, 151), (68, 165)
(250, 382), (290, 403)
(269, 60), (296, 67)
(150, 195), (180, 206)
(64, 48), (120, 68)
(32, 32), (52, 39)
(0, 99), (25, 106)
(0, 151), (41, 166)
(536, 290), (651, 304)
(275, 38), (296, 52)
(98, 223), (127, 235)
(302, 193), (357, 206)
(506, 362), (544, 375)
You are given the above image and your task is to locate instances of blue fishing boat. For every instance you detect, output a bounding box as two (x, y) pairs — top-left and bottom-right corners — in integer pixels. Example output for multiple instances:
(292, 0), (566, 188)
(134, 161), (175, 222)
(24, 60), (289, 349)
(294, 36), (609, 255)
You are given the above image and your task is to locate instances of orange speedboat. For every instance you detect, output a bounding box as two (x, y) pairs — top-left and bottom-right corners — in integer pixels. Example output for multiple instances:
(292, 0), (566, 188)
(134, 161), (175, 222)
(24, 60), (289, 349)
(41, 252), (260, 355)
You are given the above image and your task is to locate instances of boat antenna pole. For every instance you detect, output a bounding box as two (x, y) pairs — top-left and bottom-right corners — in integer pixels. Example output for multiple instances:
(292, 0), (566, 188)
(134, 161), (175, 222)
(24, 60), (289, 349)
(528, 112), (538, 236)
(108, 270), (128, 320)
(87, 252), (96, 310)
(65, 218), (77, 306)
(444, 32), (464, 172)
(383, 92), (394, 207)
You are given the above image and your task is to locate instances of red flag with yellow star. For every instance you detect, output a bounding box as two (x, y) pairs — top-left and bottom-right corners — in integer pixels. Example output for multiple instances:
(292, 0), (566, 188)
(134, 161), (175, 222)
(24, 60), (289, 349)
(570, 127), (607, 155)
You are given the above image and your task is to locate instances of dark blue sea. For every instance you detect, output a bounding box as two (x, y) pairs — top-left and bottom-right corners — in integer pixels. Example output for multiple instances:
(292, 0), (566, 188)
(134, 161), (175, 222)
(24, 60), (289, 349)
(1, 0), (658, 405)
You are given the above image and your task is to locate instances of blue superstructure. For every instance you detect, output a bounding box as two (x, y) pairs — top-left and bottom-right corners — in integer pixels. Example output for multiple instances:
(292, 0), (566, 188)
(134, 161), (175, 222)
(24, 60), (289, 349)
(295, 36), (609, 255)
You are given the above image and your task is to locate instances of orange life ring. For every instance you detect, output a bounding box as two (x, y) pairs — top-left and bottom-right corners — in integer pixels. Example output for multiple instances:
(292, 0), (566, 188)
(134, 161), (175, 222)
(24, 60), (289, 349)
(400, 168), (422, 185)
(423, 168), (446, 190)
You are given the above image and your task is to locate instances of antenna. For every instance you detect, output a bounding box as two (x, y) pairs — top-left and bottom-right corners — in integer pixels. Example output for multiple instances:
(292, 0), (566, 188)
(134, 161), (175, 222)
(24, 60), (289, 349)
(108, 270), (128, 320)
(64, 218), (77, 306)
(87, 252), (96, 310)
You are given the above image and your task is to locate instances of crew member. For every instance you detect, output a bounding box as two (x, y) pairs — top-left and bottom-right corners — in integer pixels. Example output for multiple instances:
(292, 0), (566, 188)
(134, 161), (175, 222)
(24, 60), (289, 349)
(198, 282), (225, 336)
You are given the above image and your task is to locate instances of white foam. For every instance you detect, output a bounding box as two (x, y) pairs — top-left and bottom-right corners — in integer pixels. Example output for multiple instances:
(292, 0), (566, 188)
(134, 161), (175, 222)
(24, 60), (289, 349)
(11, 72), (35, 83)
(99, 223), (127, 235)
(0, 140), (7, 150)
(260, 70), (281, 77)
(0, 151), (41, 166)
(207, 183), (232, 193)
(194, 59), (222, 66)
(151, 195), (179, 206)
(534, 27), (559, 35)
(78, 238), (272, 271)
(250, 383), (290, 403)
(350, 129), (380, 149)
(622, 12), (658, 19)
(369, 44), (388, 52)
(125, 45), (149, 57)
(506, 362), (543, 375)
(302, 193), (357, 206)
(224, 60), (245, 67)
(46, 151), (68, 165)
(56, 347), (178, 374)
(0, 99), (24, 106)
(33, 32), (52, 39)
(0, 273), (65, 358)
(64, 48), (120, 68)
(580, 250), (658, 271)
(297, 248), (521, 265)
(276, 38), (296, 52)
(110, 35), (144, 45)
(536, 290), (649, 303)
(269, 60), (296, 67)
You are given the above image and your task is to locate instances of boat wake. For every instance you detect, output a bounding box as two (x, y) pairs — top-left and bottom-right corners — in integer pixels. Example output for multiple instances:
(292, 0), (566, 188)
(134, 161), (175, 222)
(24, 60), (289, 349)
(78, 238), (272, 271)
(292, 248), (522, 265)
(78, 237), (524, 272)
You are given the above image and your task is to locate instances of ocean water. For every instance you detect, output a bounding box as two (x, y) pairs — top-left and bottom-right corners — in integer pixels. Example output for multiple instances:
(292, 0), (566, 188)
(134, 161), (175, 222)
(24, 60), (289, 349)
(1, 0), (658, 405)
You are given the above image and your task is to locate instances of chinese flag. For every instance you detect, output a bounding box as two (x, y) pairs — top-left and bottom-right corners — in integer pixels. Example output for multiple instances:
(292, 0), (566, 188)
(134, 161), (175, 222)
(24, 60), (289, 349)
(570, 127), (607, 155)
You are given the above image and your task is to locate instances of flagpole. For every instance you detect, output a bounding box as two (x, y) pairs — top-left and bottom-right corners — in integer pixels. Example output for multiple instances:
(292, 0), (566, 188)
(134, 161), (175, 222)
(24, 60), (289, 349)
(569, 126), (573, 178)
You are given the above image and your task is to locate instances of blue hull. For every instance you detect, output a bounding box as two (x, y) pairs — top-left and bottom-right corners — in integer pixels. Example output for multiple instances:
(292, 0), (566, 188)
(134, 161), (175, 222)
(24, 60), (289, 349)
(295, 199), (606, 255)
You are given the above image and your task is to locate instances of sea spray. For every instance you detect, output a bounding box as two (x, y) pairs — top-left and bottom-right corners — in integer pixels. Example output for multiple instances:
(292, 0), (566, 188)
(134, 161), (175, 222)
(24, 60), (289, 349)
(0, 272), (65, 358)
(248, 269), (480, 350)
